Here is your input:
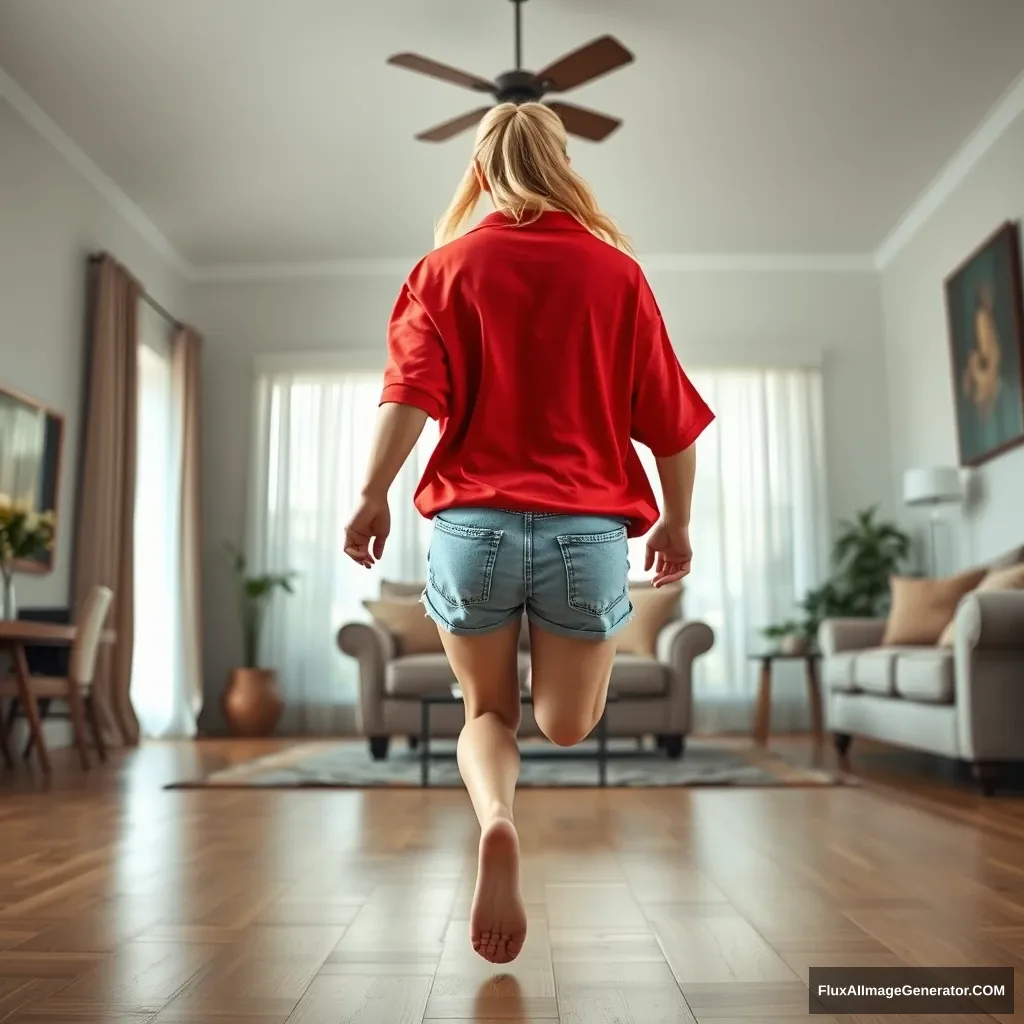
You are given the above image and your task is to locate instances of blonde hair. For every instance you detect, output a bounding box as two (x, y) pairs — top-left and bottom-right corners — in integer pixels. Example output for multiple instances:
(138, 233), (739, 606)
(434, 102), (633, 254)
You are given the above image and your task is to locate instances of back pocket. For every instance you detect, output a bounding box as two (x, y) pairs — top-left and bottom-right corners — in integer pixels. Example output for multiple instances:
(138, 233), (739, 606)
(428, 518), (503, 607)
(556, 526), (629, 617)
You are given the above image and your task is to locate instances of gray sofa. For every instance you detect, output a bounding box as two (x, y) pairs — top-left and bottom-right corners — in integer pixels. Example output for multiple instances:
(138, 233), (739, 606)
(338, 580), (714, 761)
(820, 546), (1024, 794)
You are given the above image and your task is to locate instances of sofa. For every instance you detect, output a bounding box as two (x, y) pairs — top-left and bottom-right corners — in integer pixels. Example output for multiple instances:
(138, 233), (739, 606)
(338, 580), (714, 760)
(820, 546), (1024, 793)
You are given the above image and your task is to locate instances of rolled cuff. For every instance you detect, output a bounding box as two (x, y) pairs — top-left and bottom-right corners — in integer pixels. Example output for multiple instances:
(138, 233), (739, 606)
(379, 382), (443, 419)
(646, 407), (716, 457)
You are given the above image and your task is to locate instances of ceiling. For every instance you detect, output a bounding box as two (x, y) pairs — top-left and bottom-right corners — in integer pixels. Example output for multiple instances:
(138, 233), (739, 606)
(2, 0), (1024, 268)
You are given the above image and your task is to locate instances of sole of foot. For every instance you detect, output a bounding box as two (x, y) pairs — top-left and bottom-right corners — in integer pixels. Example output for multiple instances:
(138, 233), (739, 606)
(470, 817), (527, 964)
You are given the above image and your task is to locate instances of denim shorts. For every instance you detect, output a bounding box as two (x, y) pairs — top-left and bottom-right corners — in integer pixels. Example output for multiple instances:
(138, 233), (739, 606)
(422, 507), (634, 640)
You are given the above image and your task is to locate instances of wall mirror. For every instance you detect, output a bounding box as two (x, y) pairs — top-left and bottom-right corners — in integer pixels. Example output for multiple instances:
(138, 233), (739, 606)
(0, 385), (64, 572)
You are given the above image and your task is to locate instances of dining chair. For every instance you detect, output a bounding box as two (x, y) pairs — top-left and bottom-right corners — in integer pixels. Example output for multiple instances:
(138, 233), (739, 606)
(0, 585), (113, 770)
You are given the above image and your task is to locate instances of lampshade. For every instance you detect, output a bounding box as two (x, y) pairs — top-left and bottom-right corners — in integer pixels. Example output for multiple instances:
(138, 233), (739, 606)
(902, 466), (964, 507)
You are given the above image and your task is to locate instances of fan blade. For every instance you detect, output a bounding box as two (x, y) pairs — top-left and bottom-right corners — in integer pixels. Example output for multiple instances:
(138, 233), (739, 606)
(538, 36), (634, 93)
(547, 101), (621, 142)
(416, 107), (492, 143)
(387, 53), (494, 93)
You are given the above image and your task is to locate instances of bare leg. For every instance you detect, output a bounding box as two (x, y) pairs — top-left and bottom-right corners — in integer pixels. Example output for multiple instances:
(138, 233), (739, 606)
(438, 618), (527, 964)
(529, 622), (618, 747)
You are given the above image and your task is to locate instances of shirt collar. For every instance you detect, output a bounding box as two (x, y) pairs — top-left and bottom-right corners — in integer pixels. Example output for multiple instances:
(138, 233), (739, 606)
(477, 210), (586, 232)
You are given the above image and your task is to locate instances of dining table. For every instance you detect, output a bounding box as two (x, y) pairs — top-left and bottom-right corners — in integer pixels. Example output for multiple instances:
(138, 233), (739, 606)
(0, 620), (116, 773)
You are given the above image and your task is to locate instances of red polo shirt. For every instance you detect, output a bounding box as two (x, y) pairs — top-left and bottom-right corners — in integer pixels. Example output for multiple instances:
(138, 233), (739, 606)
(381, 210), (714, 537)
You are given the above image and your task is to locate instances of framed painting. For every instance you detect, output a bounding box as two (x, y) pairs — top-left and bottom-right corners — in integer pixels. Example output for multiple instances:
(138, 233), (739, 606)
(0, 385), (64, 572)
(944, 221), (1024, 468)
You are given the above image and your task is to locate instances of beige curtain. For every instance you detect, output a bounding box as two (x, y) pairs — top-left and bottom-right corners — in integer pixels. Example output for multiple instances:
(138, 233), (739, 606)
(73, 254), (140, 746)
(171, 326), (205, 724)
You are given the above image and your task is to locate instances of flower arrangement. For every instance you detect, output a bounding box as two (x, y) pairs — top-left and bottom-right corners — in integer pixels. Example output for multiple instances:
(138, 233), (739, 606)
(0, 494), (56, 618)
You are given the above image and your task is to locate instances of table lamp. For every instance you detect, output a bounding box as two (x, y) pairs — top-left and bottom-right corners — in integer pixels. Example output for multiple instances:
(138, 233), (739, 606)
(902, 466), (964, 576)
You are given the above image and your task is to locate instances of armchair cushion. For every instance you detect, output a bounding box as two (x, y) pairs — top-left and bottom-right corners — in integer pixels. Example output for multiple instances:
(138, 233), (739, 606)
(363, 597), (444, 655)
(615, 582), (683, 656)
(608, 655), (671, 696)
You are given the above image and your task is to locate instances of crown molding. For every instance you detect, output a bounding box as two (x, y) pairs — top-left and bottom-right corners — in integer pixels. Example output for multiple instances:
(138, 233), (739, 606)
(874, 69), (1024, 270)
(191, 251), (875, 282)
(191, 258), (415, 283)
(640, 253), (875, 273)
(0, 61), (191, 277)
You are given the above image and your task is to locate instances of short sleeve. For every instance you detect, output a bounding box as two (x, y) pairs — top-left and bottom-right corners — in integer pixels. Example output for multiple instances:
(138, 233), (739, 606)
(381, 283), (449, 420)
(630, 284), (714, 456)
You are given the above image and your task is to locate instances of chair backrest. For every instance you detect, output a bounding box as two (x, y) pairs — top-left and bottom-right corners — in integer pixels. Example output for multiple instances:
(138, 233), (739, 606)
(69, 586), (114, 685)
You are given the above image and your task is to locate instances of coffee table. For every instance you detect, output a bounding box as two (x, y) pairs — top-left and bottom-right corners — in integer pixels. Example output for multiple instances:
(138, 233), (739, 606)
(749, 649), (823, 747)
(419, 688), (616, 787)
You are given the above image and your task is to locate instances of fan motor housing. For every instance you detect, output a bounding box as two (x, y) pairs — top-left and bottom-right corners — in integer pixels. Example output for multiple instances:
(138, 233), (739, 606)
(494, 71), (544, 104)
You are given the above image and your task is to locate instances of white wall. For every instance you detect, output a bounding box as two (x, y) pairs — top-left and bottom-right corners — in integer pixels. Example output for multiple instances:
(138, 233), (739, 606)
(881, 110), (1024, 571)
(0, 98), (189, 610)
(191, 266), (893, 727)
(0, 98), (189, 747)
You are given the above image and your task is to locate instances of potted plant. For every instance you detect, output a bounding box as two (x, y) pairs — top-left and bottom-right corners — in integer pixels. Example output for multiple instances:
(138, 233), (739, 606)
(0, 496), (56, 620)
(222, 542), (297, 736)
(763, 507), (910, 651)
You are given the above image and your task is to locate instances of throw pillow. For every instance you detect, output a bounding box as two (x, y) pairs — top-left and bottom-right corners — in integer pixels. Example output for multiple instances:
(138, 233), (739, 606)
(363, 597), (444, 655)
(936, 563), (1024, 647)
(616, 582), (683, 657)
(882, 569), (986, 646)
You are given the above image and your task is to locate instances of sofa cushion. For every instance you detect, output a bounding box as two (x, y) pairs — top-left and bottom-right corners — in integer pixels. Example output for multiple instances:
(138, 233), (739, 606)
(894, 649), (955, 704)
(986, 545), (1024, 571)
(825, 652), (859, 693)
(882, 569), (986, 645)
(936, 563), (1024, 646)
(608, 655), (670, 697)
(853, 648), (907, 695)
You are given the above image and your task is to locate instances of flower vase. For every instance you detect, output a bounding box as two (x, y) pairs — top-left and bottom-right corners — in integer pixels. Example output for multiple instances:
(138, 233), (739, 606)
(1, 570), (16, 621)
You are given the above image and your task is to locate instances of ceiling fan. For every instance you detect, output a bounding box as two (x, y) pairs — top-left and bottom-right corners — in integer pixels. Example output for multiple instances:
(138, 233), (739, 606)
(387, 0), (633, 143)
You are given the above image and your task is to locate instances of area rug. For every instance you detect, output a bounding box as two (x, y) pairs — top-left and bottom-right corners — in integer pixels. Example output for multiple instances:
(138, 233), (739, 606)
(167, 738), (856, 790)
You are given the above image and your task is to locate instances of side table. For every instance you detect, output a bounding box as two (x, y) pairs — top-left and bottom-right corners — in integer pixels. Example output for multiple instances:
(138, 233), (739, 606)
(749, 650), (823, 748)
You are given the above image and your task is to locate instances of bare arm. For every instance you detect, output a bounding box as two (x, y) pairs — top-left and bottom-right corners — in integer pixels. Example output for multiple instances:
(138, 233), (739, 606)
(655, 444), (696, 526)
(362, 402), (429, 500)
(344, 402), (428, 567)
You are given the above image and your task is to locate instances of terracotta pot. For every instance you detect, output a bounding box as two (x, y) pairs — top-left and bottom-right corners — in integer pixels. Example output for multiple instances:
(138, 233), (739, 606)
(780, 633), (809, 655)
(222, 668), (284, 736)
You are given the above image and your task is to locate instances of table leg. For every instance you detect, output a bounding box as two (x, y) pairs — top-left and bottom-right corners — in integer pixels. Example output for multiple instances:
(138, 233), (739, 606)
(0, 696), (13, 769)
(805, 657), (824, 750)
(11, 644), (50, 773)
(597, 707), (609, 788)
(420, 701), (430, 787)
(753, 659), (772, 746)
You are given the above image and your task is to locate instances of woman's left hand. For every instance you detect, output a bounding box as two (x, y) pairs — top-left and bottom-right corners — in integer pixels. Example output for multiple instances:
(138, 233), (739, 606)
(344, 494), (391, 568)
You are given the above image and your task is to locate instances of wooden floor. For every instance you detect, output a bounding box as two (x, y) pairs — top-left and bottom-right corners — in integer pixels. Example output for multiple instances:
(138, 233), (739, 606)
(0, 739), (1022, 1023)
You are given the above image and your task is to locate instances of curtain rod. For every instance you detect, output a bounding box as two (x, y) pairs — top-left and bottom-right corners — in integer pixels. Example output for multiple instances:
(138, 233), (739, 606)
(88, 253), (182, 330)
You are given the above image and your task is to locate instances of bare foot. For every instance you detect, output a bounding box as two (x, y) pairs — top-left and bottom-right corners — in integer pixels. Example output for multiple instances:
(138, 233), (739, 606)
(470, 817), (527, 964)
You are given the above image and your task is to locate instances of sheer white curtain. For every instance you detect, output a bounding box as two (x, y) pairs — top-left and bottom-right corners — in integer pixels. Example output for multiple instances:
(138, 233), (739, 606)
(627, 368), (829, 733)
(249, 364), (438, 732)
(131, 307), (195, 737)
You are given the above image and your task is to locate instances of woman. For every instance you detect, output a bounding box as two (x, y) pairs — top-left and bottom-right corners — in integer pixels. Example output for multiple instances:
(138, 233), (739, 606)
(344, 102), (713, 964)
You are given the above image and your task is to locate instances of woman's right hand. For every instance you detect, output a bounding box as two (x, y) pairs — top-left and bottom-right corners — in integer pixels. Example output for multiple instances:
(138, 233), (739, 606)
(644, 519), (692, 587)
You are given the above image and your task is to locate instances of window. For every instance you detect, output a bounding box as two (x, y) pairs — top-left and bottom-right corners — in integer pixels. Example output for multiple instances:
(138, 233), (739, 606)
(131, 308), (184, 736)
(250, 368), (438, 730)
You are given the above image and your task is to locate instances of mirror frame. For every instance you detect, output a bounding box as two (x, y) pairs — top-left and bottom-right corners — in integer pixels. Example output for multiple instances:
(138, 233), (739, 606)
(0, 385), (65, 575)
